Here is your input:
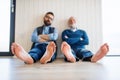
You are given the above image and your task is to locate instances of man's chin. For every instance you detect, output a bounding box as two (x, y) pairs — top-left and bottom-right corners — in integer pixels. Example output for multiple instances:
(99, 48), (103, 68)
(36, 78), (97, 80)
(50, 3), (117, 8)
(44, 24), (51, 26)
(44, 22), (51, 26)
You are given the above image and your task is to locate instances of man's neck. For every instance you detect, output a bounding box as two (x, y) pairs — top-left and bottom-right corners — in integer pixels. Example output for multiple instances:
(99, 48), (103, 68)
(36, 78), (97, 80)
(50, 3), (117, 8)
(70, 27), (77, 32)
(43, 25), (51, 27)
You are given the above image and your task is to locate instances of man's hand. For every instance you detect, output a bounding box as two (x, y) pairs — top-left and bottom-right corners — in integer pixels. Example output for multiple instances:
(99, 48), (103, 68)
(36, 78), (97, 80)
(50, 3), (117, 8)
(80, 38), (83, 41)
(39, 34), (50, 41)
(39, 38), (47, 42)
(65, 35), (68, 39)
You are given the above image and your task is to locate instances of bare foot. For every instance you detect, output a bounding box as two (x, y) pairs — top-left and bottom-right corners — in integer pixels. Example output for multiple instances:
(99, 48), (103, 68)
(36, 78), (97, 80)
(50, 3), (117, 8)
(11, 43), (34, 64)
(40, 42), (56, 64)
(91, 43), (109, 62)
(61, 42), (76, 63)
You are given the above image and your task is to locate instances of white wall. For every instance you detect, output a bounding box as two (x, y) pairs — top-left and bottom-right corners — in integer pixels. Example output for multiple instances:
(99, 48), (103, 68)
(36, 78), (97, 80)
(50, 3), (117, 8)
(15, 0), (102, 57)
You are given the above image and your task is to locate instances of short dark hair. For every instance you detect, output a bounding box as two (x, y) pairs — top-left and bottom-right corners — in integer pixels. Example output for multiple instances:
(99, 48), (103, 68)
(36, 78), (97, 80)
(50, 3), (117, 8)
(45, 12), (54, 17)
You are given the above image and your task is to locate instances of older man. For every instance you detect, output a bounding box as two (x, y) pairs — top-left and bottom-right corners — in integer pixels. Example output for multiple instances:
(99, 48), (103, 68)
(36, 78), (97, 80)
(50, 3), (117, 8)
(61, 17), (109, 63)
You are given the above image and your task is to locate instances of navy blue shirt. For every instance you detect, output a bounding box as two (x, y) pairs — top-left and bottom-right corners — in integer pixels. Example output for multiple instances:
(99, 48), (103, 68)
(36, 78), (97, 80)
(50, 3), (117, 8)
(62, 29), (89, 49)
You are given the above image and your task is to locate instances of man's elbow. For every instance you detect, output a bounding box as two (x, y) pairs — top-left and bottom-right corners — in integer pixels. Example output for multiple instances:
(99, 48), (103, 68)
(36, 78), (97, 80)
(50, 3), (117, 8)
(86, 41), (89, 45)
(52, 36), (58, 41)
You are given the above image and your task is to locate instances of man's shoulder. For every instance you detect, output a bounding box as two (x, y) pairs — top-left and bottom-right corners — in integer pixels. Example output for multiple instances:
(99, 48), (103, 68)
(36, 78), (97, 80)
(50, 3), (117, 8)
(63, 29), (70, 31)
(77, 29), (86, 32)
(50, 26), (56, 29)
(62, 29), (71, 33)
(36, 25), (44, 29)
(37, 25), (56, 29)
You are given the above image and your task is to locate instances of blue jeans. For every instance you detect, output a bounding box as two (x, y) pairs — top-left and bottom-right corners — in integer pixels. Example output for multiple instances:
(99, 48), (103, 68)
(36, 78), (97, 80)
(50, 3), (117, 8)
(75, 48), (93, 61)
(29, 43), (57, 63)
(65, 48), (93, 62)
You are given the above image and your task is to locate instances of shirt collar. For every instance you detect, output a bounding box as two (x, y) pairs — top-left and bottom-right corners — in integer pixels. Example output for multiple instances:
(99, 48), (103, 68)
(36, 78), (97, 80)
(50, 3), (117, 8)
(70, 27), (77, 32)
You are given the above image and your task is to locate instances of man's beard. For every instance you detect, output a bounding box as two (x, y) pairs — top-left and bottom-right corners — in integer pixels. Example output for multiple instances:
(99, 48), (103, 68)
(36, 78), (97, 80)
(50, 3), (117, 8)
(44, 20), (51, 26)
(70, 24), (77, 29)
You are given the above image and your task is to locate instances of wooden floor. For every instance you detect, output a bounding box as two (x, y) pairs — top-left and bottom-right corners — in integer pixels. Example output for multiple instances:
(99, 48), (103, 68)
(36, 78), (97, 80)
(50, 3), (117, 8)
(0, 56), (120, 80)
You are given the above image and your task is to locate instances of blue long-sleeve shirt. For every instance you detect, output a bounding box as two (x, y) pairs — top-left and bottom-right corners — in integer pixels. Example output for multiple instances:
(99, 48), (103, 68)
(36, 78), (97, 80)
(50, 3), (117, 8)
(62, 29), (89, 49)
(31, 25), (58, 44)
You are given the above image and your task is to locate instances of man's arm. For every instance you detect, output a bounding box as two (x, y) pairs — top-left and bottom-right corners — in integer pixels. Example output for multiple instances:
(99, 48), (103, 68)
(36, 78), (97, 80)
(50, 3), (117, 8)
(31, 28), (48, 43)
(78, 30), (89, 45)
(48, 28), (58, 41)
(39, 34), (49, 40)
(62, 30), (80, 45)
(31, 28), (40, 43)
(39, 28), (58, 42)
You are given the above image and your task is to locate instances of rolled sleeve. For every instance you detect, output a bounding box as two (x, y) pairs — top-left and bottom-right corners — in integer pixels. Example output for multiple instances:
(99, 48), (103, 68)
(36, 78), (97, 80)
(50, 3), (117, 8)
(31, 28), (40, 43)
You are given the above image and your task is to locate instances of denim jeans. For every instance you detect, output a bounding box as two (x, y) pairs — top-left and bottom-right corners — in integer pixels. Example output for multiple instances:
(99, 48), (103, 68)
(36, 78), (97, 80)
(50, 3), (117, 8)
(29, 43), (57, 63)
(64, 48), (93, 62)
